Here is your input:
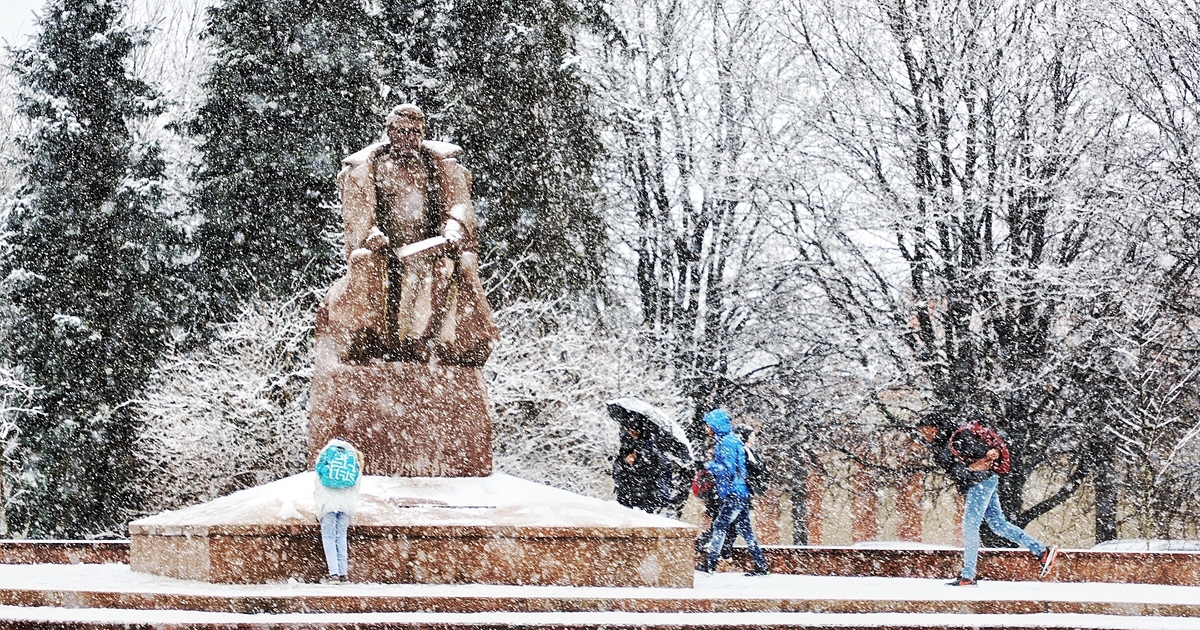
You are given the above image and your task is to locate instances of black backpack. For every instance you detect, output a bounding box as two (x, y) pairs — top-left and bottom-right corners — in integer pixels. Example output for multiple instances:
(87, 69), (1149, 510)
(950, 421), (1012, 475)
(744, 445), (769, 495)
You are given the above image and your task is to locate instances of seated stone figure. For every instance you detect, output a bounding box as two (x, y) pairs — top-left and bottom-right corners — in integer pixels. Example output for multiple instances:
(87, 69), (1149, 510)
(318, 104), (499, 366)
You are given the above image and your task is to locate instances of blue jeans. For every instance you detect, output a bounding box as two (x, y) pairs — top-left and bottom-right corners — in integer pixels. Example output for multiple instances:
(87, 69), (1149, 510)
(962, 475), (1045, 579)
(320, 511), (350, 576)
(705, 494), (768, 571)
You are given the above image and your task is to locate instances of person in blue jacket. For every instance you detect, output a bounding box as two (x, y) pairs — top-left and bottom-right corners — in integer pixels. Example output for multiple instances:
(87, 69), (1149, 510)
(696, 408), (770, 576)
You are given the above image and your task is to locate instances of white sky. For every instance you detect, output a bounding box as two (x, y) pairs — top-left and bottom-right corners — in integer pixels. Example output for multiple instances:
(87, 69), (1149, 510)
(0, 0), (43, 49)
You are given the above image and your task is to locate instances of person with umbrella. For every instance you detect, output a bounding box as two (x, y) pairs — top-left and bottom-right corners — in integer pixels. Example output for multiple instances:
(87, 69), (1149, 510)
(607, 399), (693, 515)
(612, 416), (665, 513)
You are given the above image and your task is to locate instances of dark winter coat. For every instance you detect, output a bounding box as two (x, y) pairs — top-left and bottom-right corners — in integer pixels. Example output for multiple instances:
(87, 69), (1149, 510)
(613, 433), (664, 512)
(929, 427), (994, 495)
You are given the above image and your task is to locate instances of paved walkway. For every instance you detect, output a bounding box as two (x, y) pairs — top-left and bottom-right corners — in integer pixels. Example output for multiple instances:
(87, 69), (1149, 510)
(0, 564), (1197, 628)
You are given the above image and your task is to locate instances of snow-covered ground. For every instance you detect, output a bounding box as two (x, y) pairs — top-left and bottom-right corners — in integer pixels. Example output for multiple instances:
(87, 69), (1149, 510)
(1, 606), (1199, 628)
(1091, 539), (1200, 552)
(0, 563), (1198, 628)
(132, 472), (691, 530)
(0, 562), (1196, 606)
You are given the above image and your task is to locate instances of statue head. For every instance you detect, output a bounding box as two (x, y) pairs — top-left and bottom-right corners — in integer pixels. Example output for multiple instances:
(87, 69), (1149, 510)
(386, 104), (425, 156)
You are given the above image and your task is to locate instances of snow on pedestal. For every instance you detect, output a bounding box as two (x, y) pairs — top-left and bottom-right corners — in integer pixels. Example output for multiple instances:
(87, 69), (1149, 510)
(129, 473), (695, 587)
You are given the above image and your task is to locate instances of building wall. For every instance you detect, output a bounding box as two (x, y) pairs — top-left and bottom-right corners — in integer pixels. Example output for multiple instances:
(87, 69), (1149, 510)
(681, 450), (1102, 550)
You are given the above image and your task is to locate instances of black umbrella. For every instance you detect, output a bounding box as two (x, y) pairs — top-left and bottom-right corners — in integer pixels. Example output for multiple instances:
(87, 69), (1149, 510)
(606, 398), (694, 464)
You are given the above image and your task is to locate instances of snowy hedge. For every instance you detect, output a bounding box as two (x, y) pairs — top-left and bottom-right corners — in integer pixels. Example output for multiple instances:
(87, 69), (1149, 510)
(133, 297), (313, 514)
(133, 296), (687, 513)
(487, 301), (687, 500)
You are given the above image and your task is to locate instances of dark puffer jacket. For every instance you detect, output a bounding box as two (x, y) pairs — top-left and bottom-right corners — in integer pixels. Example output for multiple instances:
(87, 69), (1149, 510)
(613, 433), (664, 512)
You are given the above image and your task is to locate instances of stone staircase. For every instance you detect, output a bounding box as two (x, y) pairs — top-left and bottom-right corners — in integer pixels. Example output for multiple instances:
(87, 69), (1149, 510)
(0, 542), (1197, 629)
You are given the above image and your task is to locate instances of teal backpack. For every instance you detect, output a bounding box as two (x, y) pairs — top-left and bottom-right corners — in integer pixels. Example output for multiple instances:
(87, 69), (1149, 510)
(316, 443), (360, 489)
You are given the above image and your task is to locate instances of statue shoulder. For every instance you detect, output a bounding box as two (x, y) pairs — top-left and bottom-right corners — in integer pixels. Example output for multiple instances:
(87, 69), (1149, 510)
(339, 140), (462, 170)
(342, 141), (388, 170)
(422, 140), (464, 161)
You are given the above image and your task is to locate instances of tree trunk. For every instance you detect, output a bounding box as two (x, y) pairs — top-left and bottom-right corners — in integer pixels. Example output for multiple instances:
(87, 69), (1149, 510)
(1094, 438), (1118, 543)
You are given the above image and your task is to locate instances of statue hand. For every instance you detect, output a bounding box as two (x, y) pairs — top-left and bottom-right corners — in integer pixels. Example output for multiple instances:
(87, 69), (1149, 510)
(364, 227), (389, 251)
(443, 219), (464, 245)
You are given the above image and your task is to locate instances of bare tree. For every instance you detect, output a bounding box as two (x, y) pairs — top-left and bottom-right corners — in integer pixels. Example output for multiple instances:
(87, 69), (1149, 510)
(726, 0), (1139, 532)
(0, 367), (37, 538)
(1083, 0), (1200, 540)
(593, 0), (786, 418)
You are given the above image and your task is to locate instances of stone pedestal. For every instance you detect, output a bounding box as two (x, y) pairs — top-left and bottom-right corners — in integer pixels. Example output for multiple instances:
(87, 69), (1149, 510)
(308, 352), (491, 477)
(129, 473), (695, 587)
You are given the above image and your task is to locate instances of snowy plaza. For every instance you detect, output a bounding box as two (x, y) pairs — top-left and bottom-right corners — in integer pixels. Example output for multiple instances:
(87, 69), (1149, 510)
(6, 0), (1200, 627)
(2, 560), (1200, 628)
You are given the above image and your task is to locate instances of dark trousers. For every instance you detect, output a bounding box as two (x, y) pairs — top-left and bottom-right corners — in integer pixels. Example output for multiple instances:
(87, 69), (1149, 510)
(703, 494), (768, 571)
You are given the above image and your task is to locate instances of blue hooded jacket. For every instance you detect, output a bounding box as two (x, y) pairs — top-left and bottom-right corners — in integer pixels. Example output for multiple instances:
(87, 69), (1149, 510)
(703, 409), (749, 499)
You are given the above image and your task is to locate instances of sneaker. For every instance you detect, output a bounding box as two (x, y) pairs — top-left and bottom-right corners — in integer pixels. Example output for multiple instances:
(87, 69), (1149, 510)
(1038, 545), (1059, 578)
(946, 577), (977, 587)
(745, 566), (770, 576)
(338, 575), (350, 583)
(694, 562), (713, 574)
(319, 575), (339, 584)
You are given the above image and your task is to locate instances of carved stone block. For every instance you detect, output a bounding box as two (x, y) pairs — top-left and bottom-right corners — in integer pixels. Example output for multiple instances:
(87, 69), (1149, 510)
(308, 354), (492, 477)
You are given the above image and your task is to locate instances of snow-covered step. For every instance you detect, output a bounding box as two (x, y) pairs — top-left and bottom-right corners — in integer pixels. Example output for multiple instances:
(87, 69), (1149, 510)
(1, 606), (1198, 630)
(0, 564), (1197, 620)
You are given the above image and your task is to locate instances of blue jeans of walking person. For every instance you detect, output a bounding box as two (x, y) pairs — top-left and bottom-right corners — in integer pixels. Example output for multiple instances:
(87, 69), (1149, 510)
(962, 474), (1046, 580)
(704, 494), (768, 572)
(320, 511), (350, 577)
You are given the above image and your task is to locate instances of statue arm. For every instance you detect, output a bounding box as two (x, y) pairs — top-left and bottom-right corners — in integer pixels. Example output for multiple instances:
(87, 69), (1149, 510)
(337, 161), (382, 257)
(437, 158), (478, 249)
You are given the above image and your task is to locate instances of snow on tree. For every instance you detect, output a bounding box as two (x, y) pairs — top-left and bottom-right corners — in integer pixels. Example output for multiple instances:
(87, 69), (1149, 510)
(186, 0), (380, 320)
(588, 0), (1200, 544)
(133, 296), (312, 514)
(706, 0), (1133, 537)
(1075, 296), (1200, 540)
(0, 366), (38, 538)
(2, 0), (184, 537)
(591, 0), (785, 418)
(0, 64), (20, 199)
(487, 301), (688, 500)
(375, 0), (608, 304)
(133, 296), (685, 513)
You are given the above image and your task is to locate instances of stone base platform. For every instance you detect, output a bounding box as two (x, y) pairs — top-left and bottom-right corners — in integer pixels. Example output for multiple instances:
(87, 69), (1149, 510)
(128, 473), (694, 587)
(308, 358), (492, 477)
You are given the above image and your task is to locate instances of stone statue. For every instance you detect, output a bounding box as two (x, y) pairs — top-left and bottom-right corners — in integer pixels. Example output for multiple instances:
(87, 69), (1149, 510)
(318, 104), (499, 366)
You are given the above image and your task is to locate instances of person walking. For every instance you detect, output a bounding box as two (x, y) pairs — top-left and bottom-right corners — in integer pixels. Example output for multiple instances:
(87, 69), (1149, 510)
(691, 454), (733, 558)
(917, 410), (1058, 587)
(612, 420), (666, 513)
(695, 408), (770, 576)
(314, 437), (362, 584)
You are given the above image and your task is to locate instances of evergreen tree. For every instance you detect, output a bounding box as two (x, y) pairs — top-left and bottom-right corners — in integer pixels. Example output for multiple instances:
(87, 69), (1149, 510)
(188, 0), (381, 317)
(377, 0), (607, 303)
(3, 0), (183, 536)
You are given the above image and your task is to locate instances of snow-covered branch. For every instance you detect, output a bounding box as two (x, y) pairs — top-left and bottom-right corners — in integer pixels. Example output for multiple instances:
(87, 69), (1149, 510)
(487, 301), (687, 499)
(133, 295), (314, 514)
